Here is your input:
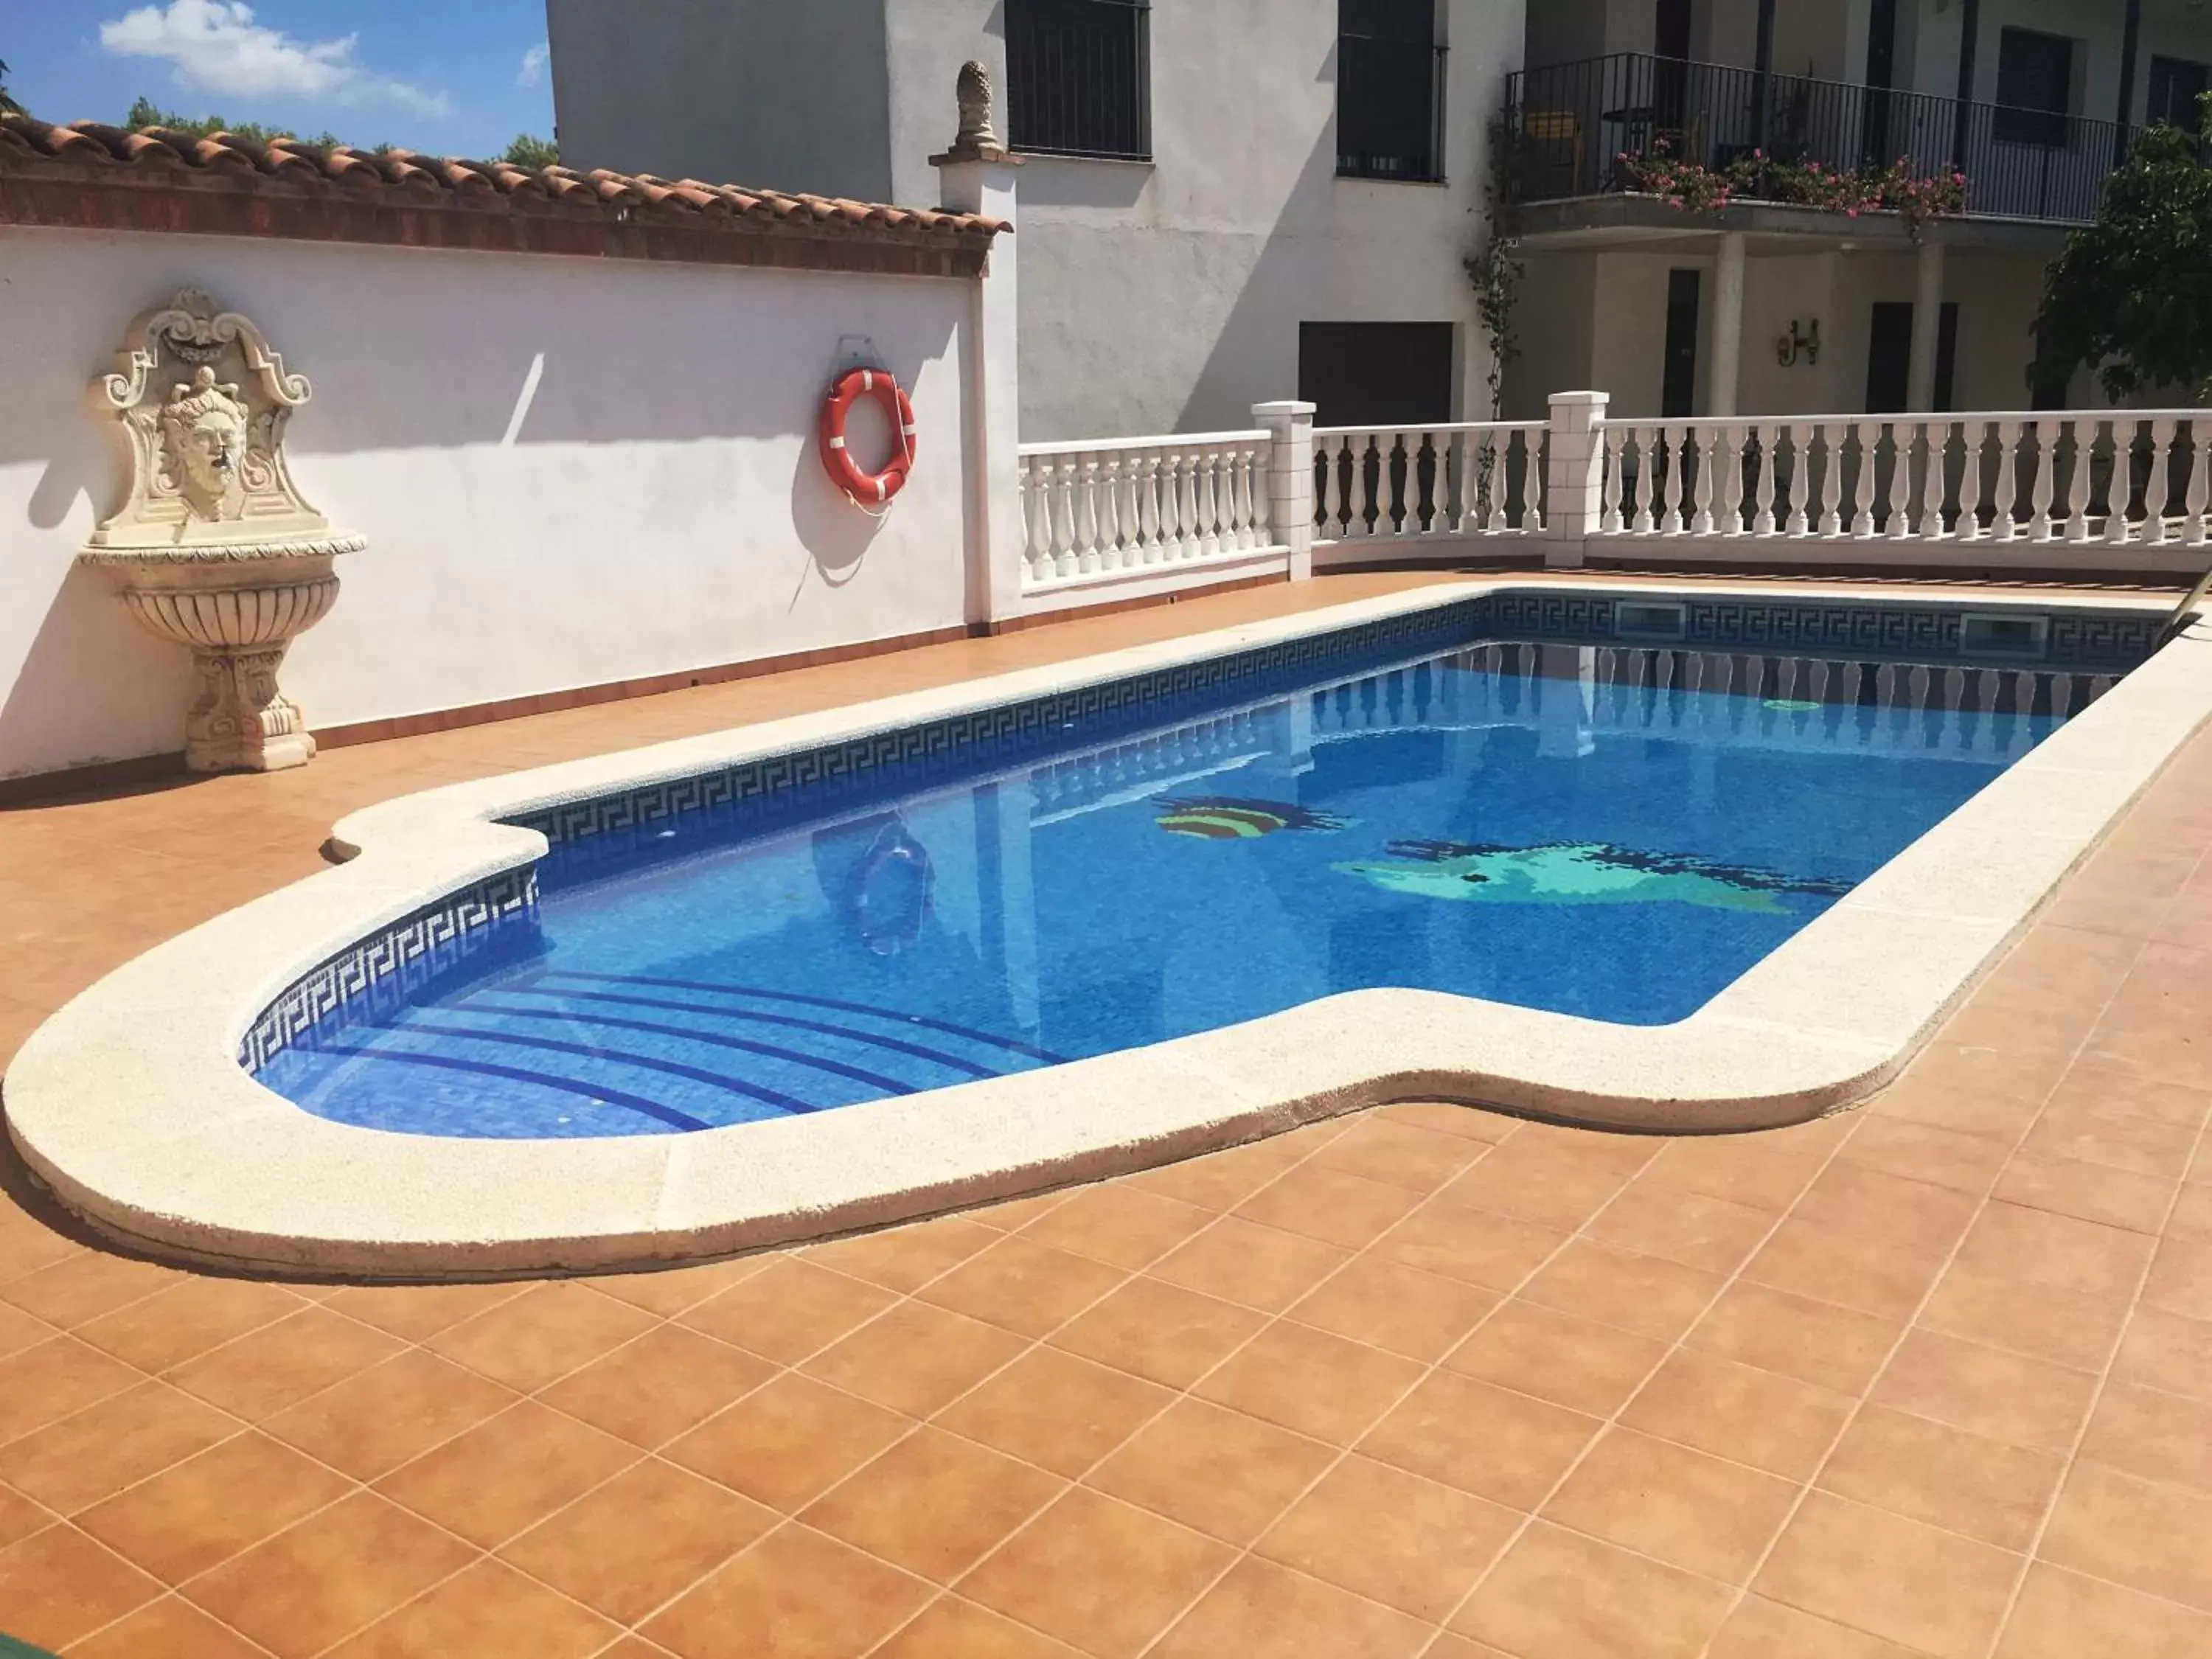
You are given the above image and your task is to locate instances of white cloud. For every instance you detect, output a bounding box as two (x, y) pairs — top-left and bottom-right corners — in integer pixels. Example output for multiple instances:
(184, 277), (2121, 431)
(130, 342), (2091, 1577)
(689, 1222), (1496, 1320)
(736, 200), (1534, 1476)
(100, 0), (451, 117)
(518, 41), (549, 87)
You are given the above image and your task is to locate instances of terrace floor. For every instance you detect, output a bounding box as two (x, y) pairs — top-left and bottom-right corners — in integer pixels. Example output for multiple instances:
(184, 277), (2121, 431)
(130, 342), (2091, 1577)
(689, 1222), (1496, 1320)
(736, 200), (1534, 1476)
(2, 571), (2211, 1658)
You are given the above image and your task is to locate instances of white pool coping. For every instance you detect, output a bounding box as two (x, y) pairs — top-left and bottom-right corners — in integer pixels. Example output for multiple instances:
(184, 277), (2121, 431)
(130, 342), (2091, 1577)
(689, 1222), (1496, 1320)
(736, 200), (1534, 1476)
(7, 578), (2207, 1279)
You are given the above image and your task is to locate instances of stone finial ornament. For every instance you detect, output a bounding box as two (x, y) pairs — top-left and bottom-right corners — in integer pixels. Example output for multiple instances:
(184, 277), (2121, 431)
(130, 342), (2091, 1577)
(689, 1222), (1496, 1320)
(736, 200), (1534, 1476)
(956, 61), (1001, 151)
(931, 59), (1013, 164)
(80, 291), (365, 773)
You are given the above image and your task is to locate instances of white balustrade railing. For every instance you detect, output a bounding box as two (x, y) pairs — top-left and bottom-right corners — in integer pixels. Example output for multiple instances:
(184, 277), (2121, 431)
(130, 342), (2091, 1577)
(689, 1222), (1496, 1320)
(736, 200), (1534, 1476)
(1016, 431), (1279, 589)
(1312, 422), (1547, 541)
(1594, 414), (2211, 548)
(1006, 400), (2211, 610)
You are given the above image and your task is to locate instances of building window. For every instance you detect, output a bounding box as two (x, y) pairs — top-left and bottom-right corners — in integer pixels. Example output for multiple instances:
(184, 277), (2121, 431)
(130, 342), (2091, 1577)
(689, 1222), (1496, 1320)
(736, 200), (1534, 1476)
(1005, 0), (1151, 161)
(2149, 57), (2209, 133)
(1992, 27), (2075, 148)
(1338, 0), (1446, 181)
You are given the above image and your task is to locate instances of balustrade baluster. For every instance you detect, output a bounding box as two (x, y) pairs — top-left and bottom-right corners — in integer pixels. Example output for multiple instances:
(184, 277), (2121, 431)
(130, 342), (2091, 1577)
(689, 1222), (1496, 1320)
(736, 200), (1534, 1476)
(1847, 422), (1878, 537)
(1751, 424), (1779, 535)
(1817, 425), (1843, 538)
(1099, 455), (1128, 571)
(1248, 445), (1273, 546)
(2146, 419), (2178, 546)
(1778, 425), (1806, 536)
(1018, 465), (1053, 588)
(1919, 421), (1947, 540)
(1886, 423), (1916, 540)
(1482, 434), (1506, 533)
(1714, 424), (1746, 536)
(1075, 454), (1103, 573)
(1043, 459), (1074, 578)
(1212, 451), (1230, 562)
(1137, 453), (1164, 563)
(2026, 421), (2057, 541)
(1989, 421), (2019, 542)
(1601, 424), (1626, 535)
(1629, 429), (1655, 534)
(2108, 420), (2139, 545)
(2065, 421), (2094, 543)
(1318, 437), (1344, 538)
(2185, 422), (2211, 546)
(1689, 428), (1719, 536)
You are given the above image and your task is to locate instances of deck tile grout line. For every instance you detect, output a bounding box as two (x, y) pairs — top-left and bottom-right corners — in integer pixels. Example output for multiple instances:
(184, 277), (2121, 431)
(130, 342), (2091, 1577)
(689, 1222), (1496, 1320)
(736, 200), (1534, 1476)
(1978, 1075), (2212, 1656)
(1678, 914), (2143, 1659)
(1422, 1107), (1881, 1655)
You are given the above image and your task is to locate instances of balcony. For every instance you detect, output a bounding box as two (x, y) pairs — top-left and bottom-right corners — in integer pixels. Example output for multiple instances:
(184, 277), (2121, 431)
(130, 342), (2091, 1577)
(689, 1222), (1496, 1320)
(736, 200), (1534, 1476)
(1504, 52), (2138, 227)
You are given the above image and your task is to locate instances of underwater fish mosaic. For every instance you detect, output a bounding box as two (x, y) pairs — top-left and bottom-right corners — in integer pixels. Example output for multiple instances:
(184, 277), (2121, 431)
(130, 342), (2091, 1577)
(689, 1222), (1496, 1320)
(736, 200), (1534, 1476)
(1153, 797), (1349, 840)
(1333, 841), (1854, 914)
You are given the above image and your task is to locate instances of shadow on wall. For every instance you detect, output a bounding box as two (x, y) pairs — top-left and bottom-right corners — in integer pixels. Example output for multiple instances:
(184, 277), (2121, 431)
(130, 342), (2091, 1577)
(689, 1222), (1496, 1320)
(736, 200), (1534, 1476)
(0, 248), (961, 774)
(0, 560), (194, 781)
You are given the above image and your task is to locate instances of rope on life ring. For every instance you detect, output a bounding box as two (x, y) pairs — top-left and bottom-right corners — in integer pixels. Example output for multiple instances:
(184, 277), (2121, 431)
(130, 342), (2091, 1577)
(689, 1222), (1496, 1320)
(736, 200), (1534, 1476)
(819, 367), (917, 515)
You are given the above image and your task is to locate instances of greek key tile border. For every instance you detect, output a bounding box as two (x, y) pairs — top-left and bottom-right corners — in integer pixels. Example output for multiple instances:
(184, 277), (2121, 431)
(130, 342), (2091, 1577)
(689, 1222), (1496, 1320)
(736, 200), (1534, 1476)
(242, 590), (2157, 1073)
(240, 866), (539, 1072)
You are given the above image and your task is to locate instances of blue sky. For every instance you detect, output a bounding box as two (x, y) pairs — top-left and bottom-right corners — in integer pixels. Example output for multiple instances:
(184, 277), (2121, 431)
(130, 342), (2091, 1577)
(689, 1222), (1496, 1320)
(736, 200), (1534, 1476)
(7, 1), (555, 160)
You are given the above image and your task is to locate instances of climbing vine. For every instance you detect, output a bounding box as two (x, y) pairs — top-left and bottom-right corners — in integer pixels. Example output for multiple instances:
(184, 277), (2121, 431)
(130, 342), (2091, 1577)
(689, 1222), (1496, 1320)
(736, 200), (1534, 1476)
(1465, 116), (1526, 420)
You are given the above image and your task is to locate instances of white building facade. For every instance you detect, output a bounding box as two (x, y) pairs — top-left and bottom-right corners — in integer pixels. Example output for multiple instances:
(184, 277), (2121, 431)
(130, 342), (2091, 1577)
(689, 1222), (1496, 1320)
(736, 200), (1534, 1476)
(1504, 0), (2212, 421)
(546, 0), (1526, 442)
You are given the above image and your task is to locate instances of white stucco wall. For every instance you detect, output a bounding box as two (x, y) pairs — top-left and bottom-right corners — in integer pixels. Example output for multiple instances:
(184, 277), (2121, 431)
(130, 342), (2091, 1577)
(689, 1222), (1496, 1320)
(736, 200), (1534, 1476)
(552, 0), (1526, 442)
(884, 0), (1525, 439)
(0, 226), (978, 782)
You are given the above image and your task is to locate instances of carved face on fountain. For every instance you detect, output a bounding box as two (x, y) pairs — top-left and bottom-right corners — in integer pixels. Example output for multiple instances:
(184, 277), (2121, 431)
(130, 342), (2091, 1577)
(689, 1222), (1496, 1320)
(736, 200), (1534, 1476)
(161, 366), (251, 519)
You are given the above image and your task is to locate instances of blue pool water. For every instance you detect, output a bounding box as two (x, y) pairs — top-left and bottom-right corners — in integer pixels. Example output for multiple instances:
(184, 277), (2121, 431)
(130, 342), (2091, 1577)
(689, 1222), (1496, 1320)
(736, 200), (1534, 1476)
(258, 631), (2117, 1138)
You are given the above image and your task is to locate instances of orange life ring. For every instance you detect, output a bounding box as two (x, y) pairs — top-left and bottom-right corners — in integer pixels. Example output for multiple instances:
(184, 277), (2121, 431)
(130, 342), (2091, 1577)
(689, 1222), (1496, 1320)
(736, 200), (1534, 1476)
(819, 368), (917, 506)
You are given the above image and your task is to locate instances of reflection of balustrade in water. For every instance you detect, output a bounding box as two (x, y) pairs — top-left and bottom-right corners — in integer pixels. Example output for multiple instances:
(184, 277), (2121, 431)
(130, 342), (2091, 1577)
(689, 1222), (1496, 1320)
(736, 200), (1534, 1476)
(1312, 423), (1548, 543)
(1314, 642), (2107, 762)
(1028, 705), (1281, 824)
(1016, 433), (1280, 590)
(1593, 415), (2211, 548)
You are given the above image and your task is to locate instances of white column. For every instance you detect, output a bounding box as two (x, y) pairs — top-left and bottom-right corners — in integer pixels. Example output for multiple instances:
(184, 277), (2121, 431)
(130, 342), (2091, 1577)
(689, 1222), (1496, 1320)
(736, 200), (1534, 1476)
(1907, 238), (1947, 414)
(1253, 400), (1317, 580)
(1708, 232), (1747, 420)
(936, 153), (1023, 629)
(1543, 390), (1610, 568)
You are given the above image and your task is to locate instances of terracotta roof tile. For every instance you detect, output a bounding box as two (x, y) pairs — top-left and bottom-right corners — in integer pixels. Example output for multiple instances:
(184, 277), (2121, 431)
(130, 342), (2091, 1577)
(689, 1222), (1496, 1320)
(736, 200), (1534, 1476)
(0, 114), (1006, 279)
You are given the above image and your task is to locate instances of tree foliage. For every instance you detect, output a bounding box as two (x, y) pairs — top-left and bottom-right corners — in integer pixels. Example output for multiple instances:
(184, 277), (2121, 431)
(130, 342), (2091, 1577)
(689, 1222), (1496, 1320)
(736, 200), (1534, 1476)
(126, 95), (341, 148)
(501, 133), (559, 170)
(0, 58), (24, 118)
(2032, 92), (2212, 402)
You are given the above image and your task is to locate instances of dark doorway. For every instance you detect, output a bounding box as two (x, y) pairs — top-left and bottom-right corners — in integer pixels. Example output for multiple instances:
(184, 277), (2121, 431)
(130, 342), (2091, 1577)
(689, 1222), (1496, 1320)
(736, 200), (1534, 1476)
(1297, 321), (1455, 426)
(1655, 0), (1693, 135)
(1662, 269), (1700, 420)
(1863, 0), (1899, 164)
(1994, 27), (2075, 147)
(2149, 57), (2210, 132)
(1866, 302), (1959, 413)
(1337, 0), (1445, 181)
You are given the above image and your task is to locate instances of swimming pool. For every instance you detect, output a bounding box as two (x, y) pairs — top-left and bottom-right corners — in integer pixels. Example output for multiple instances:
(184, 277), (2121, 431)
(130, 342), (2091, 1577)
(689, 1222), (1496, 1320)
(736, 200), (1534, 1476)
(254, 597), (2138, 1139)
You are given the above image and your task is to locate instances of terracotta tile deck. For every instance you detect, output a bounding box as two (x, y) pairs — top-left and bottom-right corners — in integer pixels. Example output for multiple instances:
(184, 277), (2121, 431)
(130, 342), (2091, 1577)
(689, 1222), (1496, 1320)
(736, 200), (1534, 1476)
(3, 572), (2212, 1656)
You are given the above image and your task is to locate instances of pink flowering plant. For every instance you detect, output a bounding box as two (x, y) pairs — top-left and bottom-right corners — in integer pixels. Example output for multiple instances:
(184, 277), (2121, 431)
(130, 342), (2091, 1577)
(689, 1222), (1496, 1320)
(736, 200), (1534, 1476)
(1621, 144), (1968, 232)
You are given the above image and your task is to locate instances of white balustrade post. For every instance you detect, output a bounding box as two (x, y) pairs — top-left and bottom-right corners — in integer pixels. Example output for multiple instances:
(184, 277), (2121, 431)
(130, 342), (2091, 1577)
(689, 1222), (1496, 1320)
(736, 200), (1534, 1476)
(933, 105), (1023, 627)
(1253, 400), (1317, 580)
(1543, 391), (1609, 567)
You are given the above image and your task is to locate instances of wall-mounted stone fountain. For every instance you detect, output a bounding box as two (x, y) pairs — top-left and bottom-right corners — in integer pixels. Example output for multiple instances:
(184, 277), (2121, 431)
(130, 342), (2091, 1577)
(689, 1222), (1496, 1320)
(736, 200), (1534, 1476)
(80, 290), (364, 771)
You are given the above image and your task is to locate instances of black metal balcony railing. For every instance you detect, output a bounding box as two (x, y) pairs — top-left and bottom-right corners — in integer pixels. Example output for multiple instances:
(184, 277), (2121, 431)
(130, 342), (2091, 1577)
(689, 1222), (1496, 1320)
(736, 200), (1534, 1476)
(1338, 34), (1449, 181)
(1006, 0), (1152, 161)
(1504, 53), (2139, 226)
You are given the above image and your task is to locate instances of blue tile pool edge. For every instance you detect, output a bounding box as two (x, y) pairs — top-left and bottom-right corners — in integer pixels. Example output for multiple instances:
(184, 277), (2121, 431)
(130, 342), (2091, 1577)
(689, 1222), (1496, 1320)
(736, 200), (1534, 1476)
(237, 586), (2160, 1079)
